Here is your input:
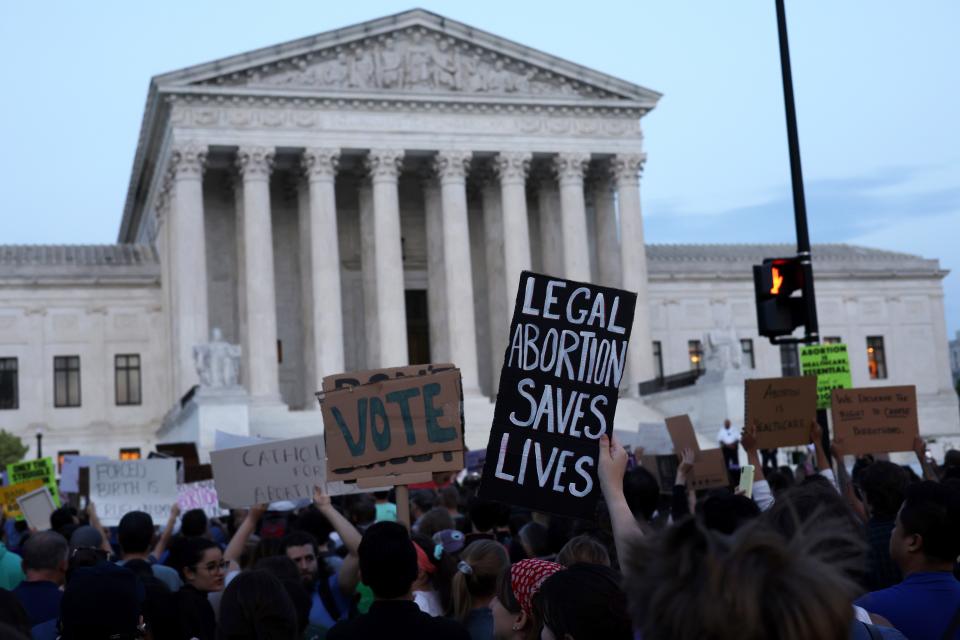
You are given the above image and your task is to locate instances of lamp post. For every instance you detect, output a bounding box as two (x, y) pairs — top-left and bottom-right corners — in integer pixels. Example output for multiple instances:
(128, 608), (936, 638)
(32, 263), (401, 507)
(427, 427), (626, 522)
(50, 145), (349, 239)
(36, 432), (43, 459)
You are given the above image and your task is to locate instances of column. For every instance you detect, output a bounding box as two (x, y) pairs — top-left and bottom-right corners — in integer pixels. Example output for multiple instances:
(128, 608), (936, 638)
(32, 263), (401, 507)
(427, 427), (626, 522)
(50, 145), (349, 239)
(235, 145), (280, 402)
(553, 152), (592, 282)
(423, 176), (449, 363)
(434, 150), (480, 392)
(613, 153), (655, 392)
(494, 152), (533, 306)
(300, 148), (345, 402)
(166, 141), (209, 398)
(592, 171), (622, 288)
(364, 149), (409, 368)
(536, 171), (563, 277)
(358, 181), (379, 366)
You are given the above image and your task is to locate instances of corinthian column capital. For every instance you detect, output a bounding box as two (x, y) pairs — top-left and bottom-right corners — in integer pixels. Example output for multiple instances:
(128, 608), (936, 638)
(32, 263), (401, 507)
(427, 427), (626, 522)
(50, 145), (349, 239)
(610, 153), (647, 186)
(552, 152), (591, 184)
(168, 141), (207, 180)
(433, 150), (472, 183)
(364, 149), (405, 181)
(302, 148), (341, 181)
(235, 145), (275, 180)
(494, 151), (532, 184)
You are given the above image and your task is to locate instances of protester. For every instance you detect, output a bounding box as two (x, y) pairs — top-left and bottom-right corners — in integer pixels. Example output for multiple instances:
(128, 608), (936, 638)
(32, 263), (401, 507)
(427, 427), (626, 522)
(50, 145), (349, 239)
(490, 559), (564, 640)
(57, 562), (145, 640)
(117, 510), (183, 591)
(517, 522), (553, 561)
(0, 530), (25, 589)
(326, 521), (469, 640)
(718, 418), (741, 479)
(11, 531), (67, 628)
(451, 539), (510, 639)
(537, 563), (632, 640)
(168, 537), (225, 640)
(217, 569), (300, 640)
(856, 481), (960, 640)
(412, 533), (457, 617)
(857, 460), (909, 590)
(0, 587), (31, 636)
(252, 556), (313, 637)
(373, 491), (397, 522)
(556, 535), (610, 568)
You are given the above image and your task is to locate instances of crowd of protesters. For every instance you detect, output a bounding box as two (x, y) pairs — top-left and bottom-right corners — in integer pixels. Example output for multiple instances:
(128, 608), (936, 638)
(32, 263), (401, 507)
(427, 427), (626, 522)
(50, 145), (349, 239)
(0, 421), (958, 640)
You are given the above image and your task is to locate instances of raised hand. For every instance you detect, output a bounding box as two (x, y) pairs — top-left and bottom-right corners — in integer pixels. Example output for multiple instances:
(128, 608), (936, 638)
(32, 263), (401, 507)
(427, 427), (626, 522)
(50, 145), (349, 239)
(313, 485), (332, 510)
(741, 423), (759, 454)
(678, 448), (695, 476)
(809, 420), (823, 444)
(598, 433), (628, 493)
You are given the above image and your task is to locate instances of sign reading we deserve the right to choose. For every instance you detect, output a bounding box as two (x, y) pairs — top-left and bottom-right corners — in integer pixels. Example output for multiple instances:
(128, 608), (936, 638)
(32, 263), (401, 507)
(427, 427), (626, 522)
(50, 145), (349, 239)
(831, 385), (919, 454)
(478, 271), (637, 520)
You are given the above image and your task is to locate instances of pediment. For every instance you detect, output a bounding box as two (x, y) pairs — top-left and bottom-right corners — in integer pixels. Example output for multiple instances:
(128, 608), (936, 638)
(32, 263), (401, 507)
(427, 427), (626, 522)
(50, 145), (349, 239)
(156, 10), (660, 106)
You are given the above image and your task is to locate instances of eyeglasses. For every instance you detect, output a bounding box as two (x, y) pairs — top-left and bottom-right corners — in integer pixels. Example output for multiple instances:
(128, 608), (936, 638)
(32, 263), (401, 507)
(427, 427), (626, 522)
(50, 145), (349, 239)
(194, 560), (229, 573)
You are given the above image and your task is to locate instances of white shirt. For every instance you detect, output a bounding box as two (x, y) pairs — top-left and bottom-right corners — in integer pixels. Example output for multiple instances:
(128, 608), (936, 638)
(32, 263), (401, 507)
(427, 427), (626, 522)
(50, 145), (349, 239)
(718, 425), (740, 446)
(414, 590), (444, 617)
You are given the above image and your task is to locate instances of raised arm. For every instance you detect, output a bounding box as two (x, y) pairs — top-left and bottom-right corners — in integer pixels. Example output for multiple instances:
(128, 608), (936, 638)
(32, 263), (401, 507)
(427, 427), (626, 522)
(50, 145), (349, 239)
(599, 433), (644, 566)
(314, 486), (364, 595)
(85, 502), (113, 554)
(223, 505), (267, 570)
(671, 448), (695, 521)
(740, 423), (765, 482)
(913, 436), (940, 482)
(152, 503), (180, 560)
(831, 439), (868, 523)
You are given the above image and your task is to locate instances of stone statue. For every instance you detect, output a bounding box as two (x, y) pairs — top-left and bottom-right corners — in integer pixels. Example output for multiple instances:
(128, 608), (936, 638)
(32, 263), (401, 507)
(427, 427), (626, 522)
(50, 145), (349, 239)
(193, 327), (241, 388)
(703, 304), (742, 371)
(377, 37), (404, 88)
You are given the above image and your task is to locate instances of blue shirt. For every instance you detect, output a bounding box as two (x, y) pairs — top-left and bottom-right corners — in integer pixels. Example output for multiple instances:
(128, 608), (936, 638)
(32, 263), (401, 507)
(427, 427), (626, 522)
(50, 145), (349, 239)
(309, 572), (352, 630)
(12, 580), (62, 627)
(856, 571), (960, 640)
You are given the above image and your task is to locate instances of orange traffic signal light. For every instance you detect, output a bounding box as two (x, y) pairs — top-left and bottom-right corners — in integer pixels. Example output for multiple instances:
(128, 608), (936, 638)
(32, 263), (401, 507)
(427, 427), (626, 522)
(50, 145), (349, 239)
(754, 257), (807, 339)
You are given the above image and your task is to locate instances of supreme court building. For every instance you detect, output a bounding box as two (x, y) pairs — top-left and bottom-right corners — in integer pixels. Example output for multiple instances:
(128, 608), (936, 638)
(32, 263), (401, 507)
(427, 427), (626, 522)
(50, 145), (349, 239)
(1, 10), (957, 459)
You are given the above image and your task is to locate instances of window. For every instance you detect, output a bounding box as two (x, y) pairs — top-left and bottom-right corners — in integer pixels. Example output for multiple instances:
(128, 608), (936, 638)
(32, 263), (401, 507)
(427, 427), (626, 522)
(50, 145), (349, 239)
(115, 354), (142, 406)
(0, 358), (17, 409)
(740, 339), (755, 369)
(780, 343), (800, 377)
(119, 447), (141, 461)
(54, 356), (81, 408)
(57, 450), (79, 473)
(688, 340), (704, 373)
(867, 336), (887, 379)
(653, 341), (664, 379)
(824, 336), (842, 344)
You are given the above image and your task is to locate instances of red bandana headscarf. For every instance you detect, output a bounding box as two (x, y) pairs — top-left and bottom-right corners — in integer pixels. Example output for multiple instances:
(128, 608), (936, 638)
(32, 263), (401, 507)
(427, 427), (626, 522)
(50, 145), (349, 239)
(510, 559), (565, 616)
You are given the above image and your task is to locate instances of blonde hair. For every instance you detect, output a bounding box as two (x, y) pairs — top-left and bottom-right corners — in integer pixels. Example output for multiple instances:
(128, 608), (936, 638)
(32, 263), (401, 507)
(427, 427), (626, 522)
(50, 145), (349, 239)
(451, 539), (509, 621)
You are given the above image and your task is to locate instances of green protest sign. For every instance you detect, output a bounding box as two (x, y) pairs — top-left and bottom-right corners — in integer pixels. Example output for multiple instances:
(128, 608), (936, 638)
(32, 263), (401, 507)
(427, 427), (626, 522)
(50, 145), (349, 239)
(800, 343), (853, 409)
(6, 458), (60, 508)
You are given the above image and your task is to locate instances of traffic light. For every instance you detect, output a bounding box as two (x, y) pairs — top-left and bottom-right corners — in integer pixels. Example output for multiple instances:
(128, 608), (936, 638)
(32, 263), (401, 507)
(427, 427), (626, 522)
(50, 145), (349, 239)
(753, 257), (806, 339)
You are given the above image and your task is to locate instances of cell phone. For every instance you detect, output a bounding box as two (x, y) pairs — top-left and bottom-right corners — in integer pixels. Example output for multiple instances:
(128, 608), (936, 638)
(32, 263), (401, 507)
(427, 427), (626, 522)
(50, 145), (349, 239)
(738, 465), (755, 499)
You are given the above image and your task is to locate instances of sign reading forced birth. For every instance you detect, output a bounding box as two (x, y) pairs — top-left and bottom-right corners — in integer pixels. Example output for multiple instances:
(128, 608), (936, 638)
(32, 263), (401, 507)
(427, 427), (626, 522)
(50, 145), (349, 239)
(478, 271), (637, 520)
(800, 343), (853, 409)
(90, 459), (178, 526)
(831, 385), (919, 455)
(321, 365), (465, 486)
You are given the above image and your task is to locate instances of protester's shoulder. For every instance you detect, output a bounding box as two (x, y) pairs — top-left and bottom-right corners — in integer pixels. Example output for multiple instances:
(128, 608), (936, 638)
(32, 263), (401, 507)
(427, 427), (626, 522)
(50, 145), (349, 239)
(425, 614), (471, 639)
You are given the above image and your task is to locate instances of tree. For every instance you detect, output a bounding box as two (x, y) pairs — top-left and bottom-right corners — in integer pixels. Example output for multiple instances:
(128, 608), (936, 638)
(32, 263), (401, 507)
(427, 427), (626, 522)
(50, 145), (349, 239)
(0, 429), (29, 468)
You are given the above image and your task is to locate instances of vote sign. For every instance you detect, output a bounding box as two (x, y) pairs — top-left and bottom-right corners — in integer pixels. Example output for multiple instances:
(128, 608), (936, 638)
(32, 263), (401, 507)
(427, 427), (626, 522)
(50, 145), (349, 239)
(478, 271), (637, 519)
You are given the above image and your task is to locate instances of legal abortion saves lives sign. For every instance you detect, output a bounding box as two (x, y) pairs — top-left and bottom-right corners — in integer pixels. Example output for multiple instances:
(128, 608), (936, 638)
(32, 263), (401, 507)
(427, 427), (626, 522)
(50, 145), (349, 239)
(478, 271), (637, 519)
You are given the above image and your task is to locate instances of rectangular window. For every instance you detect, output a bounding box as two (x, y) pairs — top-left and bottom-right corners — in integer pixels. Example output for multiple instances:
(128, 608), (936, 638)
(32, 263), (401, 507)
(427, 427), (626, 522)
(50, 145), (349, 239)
(867, 336), (888, 379)
(0, 358), (18, 409)
(115, 354), (142, 406)
(688, 340), (704, 373)
(54, 356), (81, 408)
(119, 447), (141, 461)
(740, 339), (756, 369)
(824, 336), (842, 344)
(652, 341), (663, 379)
(780, 343), (800, 377)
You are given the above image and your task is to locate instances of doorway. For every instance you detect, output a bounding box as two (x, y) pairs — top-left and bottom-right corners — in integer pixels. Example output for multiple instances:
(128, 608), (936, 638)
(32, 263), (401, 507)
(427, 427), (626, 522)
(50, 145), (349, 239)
(405, 290), (431, 365)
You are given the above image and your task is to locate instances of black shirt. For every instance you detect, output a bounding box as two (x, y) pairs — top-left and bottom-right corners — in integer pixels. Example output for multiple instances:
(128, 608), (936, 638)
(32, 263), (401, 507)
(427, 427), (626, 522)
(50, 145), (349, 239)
(328, 600), (470, 640)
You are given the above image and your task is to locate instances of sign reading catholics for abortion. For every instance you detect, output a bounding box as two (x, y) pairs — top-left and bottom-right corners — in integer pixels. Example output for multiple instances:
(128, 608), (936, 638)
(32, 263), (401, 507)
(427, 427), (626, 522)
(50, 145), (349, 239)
(800, 343), (853, 409)
(321, 367), (465, 484)
(478, 271), (637, 519)
(89, 459), (179, 526)
(831, 385), (919, 455)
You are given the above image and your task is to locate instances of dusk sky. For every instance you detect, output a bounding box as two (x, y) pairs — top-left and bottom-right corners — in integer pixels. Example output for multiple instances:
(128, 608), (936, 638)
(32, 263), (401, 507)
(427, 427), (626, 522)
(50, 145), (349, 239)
(2, 1), (957, 334)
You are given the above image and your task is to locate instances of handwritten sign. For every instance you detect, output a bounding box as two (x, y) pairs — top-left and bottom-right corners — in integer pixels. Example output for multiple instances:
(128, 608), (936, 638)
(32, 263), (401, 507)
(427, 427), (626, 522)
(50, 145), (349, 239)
(177, 480), (227, 518)
(478, 271), (637, 519)
(60, 456), (108, 494)
(89, 459), (178, 526)
(745, 376), (817, 448)
(800, 344), (853, 409)
(211, 434), (368, 508)
(7, 458), (59, 507)
(321, 367), (465, 483)
(18, 487), (57, 531)
(0, 478), (45, 520)
(664, 414), (728, 490)
(831, 385), (919, 454)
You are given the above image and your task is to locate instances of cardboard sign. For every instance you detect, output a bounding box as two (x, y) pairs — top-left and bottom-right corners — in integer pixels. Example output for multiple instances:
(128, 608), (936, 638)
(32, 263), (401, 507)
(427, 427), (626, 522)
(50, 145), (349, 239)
(17, 487), (57, 530)
(478, 271), (638, 519)
(177, 480), (227, 518)
(60, 456), (108, 494)
(210, 434), (369, 508)
(7, 458), (59, 507)
(745, 376), (817, 448)
(89, 459), (179, 526)
(831, 385), (919, 455)
(800, 344), (853, 409)
(664, 414), (728, 490)
(321, 368), (465, 482)
(322, 363), (456, 393)
(0, 478), (45, 519)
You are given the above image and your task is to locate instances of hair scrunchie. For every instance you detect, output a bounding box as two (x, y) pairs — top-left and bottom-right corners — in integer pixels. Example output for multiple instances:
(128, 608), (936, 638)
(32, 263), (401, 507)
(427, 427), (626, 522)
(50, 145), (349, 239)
(457, 560), (474, 575)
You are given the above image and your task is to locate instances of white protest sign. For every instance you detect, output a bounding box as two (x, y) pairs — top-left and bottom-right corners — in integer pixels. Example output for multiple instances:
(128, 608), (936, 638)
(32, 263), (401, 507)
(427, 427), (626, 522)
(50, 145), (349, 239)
(17, 487), (57, 531)
(90, 459), (178, 526)
(214, 430), (275, 451)
(210, 434), (368, 508)
(632, 423), (676, 456)
(60, 455), (108, 494)
(177, 480), (228, 519)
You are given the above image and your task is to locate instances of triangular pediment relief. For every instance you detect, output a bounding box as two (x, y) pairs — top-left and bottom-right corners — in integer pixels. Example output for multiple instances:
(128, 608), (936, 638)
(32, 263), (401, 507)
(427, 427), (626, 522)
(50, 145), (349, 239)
(158, 10), (660, 105)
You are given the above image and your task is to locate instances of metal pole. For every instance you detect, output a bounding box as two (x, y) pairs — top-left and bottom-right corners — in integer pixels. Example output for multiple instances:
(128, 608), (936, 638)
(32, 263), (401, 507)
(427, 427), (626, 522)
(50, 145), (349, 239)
(775, 0), (830, 457)
(36, 432), (42, 460)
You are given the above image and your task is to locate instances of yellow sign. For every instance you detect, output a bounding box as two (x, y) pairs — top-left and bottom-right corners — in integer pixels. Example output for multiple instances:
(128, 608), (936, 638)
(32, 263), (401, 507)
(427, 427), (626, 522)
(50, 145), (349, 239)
(0, 478), (45, 520)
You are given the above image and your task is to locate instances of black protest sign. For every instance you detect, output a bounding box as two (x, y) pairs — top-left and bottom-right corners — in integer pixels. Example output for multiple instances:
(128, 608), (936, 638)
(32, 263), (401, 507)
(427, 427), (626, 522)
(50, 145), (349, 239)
(478, 271), (637, 519)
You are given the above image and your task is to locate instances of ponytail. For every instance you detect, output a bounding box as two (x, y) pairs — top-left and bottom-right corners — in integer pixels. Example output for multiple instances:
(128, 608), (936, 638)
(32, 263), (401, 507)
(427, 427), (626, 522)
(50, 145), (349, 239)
(450, 540), (509, 621)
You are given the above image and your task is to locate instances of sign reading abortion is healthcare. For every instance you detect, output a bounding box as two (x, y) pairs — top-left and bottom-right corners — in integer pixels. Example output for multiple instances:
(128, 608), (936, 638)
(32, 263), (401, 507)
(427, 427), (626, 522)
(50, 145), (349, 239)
(478, 272), (636, 519)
